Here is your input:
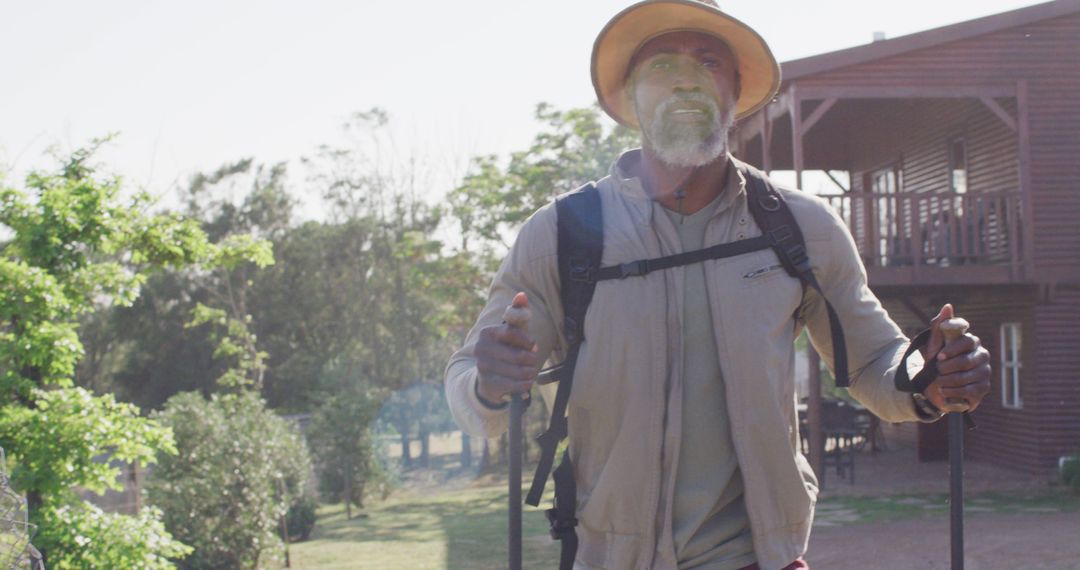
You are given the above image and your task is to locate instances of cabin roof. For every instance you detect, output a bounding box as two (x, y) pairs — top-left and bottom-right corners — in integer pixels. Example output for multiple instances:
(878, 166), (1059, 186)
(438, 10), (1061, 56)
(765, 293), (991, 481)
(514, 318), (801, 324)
(780, 0), (1080, 81)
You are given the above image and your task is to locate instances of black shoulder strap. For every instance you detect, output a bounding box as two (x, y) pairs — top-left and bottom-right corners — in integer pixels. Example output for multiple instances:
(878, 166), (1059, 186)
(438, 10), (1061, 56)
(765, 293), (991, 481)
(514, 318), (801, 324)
(740, 163), (851, 388)
(526, 183), (600, 569)
(556, 183), (603, 351)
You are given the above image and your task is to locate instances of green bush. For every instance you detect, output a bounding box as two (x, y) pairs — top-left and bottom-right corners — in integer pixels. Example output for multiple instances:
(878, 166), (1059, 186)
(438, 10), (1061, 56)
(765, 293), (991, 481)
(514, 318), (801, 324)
(308, 389), (394, 515)
(39, 503), (192, 570)
(283, 494), (318, 541)
(148, 391), (312, 570)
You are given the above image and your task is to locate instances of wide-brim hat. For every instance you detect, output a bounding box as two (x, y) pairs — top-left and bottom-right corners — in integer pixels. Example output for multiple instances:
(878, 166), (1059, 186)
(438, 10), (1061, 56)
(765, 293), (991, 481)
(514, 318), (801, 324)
(592, 0), (781, 128)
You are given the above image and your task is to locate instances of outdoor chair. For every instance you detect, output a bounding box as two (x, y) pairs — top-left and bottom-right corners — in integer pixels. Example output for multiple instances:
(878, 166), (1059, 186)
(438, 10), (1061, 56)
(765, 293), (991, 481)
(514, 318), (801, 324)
(821, 399), (861, 486)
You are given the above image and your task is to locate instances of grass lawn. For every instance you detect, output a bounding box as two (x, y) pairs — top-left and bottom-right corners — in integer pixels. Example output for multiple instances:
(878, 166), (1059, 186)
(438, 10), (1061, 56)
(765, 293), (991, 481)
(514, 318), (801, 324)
(288, 478), (1079, 569)
(288, 480), (560, 569)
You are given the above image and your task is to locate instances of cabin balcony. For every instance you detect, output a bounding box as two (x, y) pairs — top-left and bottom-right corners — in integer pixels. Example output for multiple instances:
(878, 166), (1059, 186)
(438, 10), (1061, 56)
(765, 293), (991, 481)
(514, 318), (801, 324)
(816, 190), (1027, 288)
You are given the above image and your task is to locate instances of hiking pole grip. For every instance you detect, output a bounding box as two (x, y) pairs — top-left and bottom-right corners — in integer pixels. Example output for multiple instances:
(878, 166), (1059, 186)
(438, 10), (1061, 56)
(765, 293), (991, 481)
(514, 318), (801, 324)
(939, 317), (968, 570)
(939, 318), (970, 413)
(503, 298), (531, 570)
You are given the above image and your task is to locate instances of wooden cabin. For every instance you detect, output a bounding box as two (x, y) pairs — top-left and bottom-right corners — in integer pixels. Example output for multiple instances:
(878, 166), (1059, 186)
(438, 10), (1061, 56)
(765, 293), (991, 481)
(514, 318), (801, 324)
(734, 0), (1080, 474)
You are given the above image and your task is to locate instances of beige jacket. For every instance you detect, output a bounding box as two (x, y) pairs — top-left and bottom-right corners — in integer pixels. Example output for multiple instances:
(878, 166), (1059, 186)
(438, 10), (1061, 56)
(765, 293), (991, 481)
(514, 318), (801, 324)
(445, 151), (928, 570)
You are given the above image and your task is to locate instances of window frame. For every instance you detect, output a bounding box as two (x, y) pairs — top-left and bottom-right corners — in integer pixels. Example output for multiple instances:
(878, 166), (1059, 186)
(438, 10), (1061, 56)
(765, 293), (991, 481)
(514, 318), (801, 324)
(1000, 322), (1023, 409)
(948, 137), (968, 195)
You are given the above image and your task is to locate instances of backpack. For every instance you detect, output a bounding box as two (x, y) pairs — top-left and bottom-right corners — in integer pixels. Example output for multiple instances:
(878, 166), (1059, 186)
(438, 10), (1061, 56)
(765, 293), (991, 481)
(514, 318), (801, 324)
(526, 161), (849, 570)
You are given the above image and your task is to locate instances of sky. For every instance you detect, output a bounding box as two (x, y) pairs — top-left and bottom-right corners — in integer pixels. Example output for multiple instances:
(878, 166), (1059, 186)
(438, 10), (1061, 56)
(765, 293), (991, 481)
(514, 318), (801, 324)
(1, 0), (1050, 215)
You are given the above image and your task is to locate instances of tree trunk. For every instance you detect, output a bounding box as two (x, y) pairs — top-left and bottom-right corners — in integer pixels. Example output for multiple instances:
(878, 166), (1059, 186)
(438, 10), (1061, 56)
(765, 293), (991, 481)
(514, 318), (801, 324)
(27, 491), (45, 565)
(461, 432), (472, 469)
(481, 438), (491, 471)
(419, 424), (430, 468)
(400, 431), (412, 470)
(344, 460), (353, 520)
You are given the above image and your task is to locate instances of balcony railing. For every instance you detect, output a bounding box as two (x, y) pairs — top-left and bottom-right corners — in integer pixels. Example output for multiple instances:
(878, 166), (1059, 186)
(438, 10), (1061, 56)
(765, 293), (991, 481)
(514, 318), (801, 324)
(817, 191), (1025, 272)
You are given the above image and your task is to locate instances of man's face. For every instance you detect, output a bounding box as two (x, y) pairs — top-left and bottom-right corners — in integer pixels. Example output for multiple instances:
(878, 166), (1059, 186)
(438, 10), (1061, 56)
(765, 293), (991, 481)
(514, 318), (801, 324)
(628, 31), (740, 168)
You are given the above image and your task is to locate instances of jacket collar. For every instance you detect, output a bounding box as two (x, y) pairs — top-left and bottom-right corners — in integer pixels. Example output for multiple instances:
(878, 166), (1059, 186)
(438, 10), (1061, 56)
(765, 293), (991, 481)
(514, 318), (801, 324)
(609, 148), (748, 226)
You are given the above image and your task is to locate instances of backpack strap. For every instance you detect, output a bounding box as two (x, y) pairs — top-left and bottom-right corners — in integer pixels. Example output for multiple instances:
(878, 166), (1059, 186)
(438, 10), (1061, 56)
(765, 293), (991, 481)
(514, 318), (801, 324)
(739, 163), (851, 388)
(525, 182), (601, 569)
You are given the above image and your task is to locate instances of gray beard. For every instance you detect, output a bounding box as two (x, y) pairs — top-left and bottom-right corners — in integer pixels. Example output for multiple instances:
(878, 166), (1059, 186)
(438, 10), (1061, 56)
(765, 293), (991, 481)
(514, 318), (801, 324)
(641, 92), (734, 168)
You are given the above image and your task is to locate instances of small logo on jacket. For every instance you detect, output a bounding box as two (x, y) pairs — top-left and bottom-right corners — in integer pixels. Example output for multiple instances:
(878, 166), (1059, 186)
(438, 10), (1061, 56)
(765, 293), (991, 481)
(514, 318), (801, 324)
(743, 264), (783, 280)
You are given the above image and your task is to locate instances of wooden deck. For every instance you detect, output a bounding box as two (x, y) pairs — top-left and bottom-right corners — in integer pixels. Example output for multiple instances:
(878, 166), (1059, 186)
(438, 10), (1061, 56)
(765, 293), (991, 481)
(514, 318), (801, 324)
(818, 190), (1029, 287)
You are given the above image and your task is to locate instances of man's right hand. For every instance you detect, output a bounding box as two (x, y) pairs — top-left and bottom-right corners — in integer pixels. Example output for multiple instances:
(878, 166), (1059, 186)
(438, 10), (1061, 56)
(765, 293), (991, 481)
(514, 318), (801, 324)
(475, 292), (539, 405)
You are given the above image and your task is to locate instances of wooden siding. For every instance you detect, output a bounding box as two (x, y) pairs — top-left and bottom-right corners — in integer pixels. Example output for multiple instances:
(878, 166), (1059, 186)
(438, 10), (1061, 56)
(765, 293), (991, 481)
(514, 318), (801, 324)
(1032, 285), (1080, 470)
(880, 287), (1050, 473)
(795, 12), (1080, 271)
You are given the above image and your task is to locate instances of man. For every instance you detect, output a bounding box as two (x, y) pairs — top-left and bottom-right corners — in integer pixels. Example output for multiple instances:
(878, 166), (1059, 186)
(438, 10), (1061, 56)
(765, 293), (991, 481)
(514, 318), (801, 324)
(445, 1), (991, 568)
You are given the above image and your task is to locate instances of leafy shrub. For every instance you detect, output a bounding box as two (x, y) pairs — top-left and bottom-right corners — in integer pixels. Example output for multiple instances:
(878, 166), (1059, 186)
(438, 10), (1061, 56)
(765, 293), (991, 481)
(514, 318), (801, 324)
(0, 387), (190, 567)
(283, 494), (318, 541)
(148, 391), (312, 570)
(308, 389), (393, 515)
(39, 503), (192, 570)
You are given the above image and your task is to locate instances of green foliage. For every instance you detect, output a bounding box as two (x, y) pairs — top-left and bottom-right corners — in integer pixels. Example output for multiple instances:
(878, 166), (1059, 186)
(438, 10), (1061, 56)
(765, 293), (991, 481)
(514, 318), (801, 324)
(308, 387), (392, 511)
(0, 141), (274, 565)
(0, 387), (174, 498)
(148, 391), (312, 570)
(186, 303), (268, 391)
(39, 503), (192, 570)
(283, 494), (318, 542)
(449, 103), (636, 252)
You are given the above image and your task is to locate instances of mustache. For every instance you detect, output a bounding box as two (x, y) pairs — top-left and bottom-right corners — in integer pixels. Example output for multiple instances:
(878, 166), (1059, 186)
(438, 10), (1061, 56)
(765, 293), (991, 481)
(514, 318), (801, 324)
(655, 92), (721, 118)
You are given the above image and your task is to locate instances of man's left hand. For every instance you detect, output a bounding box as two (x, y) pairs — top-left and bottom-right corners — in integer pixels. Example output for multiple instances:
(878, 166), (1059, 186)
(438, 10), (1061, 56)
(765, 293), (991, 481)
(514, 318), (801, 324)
(921, 304), (992, 412)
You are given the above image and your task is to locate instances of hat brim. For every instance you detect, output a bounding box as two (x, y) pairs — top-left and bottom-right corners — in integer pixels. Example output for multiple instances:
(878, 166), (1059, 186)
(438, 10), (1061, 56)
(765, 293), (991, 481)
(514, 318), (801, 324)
(592, 0), (781, 128)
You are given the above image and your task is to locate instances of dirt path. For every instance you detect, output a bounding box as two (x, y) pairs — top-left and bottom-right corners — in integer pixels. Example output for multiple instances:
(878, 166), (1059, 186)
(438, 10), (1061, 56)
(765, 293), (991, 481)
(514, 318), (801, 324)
(808, 512), (1080, 570)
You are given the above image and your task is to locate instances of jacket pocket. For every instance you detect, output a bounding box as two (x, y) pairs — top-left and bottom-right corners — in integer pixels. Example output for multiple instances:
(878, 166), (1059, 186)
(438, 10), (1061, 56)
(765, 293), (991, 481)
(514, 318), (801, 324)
(795, 452), (820, 501)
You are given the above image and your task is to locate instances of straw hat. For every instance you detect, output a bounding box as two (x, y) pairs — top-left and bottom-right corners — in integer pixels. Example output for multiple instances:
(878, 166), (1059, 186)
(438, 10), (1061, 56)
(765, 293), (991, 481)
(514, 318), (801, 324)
(592, 0), (780, 128)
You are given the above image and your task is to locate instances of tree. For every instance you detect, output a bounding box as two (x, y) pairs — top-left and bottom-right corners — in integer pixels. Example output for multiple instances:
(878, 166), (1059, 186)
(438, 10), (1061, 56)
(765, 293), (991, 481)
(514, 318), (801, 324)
(103, 159), (291, 409)
(307, 383), (390, 519)
(0, 140), (267, 566)
(448, 103), (637, 253)
(148, 391), (311, 570)
(138, 157), (318, 568)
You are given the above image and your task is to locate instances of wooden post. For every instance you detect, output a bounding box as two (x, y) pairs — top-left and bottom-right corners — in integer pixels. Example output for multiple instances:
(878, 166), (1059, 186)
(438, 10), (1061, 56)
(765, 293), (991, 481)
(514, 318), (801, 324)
(278, 477), (291, 568)
(1016, 80), (1035, 278)
(761, 105), (772, 174)
(791, 88), (804, 189)
(912, 194), (923, 267)
(130, 460), (142, 513)
(792, 87), (824, 480)
(807, 347), (824, 482)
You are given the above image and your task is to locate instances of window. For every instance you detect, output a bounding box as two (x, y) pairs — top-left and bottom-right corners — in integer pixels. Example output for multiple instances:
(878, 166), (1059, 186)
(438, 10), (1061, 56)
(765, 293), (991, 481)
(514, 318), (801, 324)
(1000, 322), (1022, 409)
(948, 138), (967, 195)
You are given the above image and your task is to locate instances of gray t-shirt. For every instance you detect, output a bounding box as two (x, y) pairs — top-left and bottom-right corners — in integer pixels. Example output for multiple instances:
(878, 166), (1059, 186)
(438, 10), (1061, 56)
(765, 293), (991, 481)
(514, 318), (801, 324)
(662, 193), (756, 570)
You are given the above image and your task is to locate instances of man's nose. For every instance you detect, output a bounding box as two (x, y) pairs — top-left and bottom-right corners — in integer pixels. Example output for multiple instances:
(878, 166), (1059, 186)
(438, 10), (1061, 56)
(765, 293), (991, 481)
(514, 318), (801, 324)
(670, 60), (707, 90)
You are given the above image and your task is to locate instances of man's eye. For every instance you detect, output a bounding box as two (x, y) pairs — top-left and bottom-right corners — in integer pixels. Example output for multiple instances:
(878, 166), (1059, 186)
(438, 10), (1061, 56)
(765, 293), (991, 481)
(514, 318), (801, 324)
(650, 60), (672, 70)
(701, 59), (721, 69)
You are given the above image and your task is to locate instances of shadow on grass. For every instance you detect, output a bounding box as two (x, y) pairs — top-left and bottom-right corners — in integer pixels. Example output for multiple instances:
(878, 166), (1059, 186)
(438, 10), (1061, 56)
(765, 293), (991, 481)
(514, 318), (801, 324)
(302, 482), (560, 569)
(436, 486), (560, 570)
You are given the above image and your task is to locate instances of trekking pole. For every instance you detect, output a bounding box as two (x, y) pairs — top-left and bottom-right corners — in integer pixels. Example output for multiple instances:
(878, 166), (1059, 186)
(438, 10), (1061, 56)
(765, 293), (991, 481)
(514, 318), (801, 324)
(939, 318), (970, 570)
(503, 294), (531, 570)
(509, 393), (524, 570)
